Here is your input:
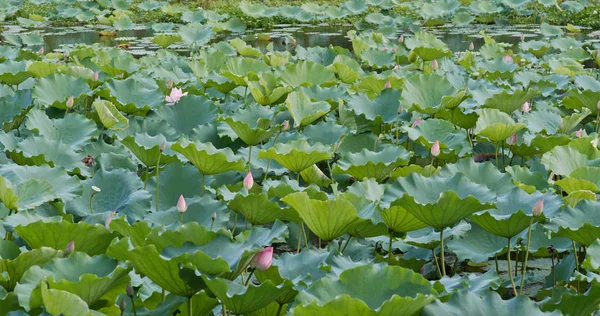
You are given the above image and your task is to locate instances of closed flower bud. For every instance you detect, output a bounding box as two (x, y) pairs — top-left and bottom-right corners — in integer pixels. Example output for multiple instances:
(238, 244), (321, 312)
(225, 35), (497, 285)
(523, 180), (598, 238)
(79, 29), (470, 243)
(212, 212), (216, 220)
(92, 71), (99, 82)
(532, 198), (544, 217)
(469, 42), (474, 50)
(65, 240), (75, 255)
(384, 81), (391, 89)
(160, 141), (166, 152)
(39, 47), (44, 55)
(126, 283), (134, 297)
(521, 33), (525, 41)
(431, 140), (440, 157)
(281, 120), (290, 131)
(252, 246), (273, 271)
(105, 211), (116, 229)
(503, 55), (514, 63)
(66, 96), (74, 109)
(398, 35), (404, 43)
(508, 133), (518, 146)
(177, 195), (187, 213)
(432, 59), (439, 70)
(521, 101), (531, 112)
(597, 100), (600, 111)
(576, 128), (583, 138)
(119, 299), (126, 311)
(244, 172), (254, 190)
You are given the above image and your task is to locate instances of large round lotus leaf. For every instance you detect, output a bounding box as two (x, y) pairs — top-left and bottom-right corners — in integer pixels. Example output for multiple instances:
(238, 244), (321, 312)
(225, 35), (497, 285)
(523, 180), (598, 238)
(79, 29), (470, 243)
(545, 200), (600, 246)
(25, 109), (96, 149)
(221, 57), (269, 86)
(334, 147), (410, 181)
(230, 38), (261, 58)
(482, 89), (537, 114)
(511, 135), (571, 157)
(14, 252), (130, 311)
(346, 88), (401, 124)
(268, 248), (329, 287)
(339, 193), (388, 238)
(32, 74), (92, 109)
(258, 139), (332, 173)
(150, 94), (218, 136)
(516, 110), (562, 135)
(405, 32), (452, 61)
(400, 74), (457, 114)
(92, 99), (129, 131)
(0, 176), (55, 211)
(229, 192), (289, 225)
(562, 89), (600, 115)
(247, 73), (290, 105)
(202, 277), (291, 314)
(478, 59), (519, 80)
(65, 168), (151, 220)
(151, 34), (182, 48)
(280, 60), (337, 88)
(296, 265), (435, 314)
(404, 220), (471, 250)
(300, 164), (332, 188)
(380, 204), (428, 234)
(360, 48), (395, 69)
(221, 104), (278, 145)
(327, 55), (363, 84)
(178, 23), (214, 46)
(15, 221), (115, 256)
(99, 76), (164, 115)
(0, 244), (57, 292)
(382, 173), (495, 230)
(403, 118), (469, 159)
(0, 91), (33, 133)
(473, 108), (526, 143)
(281, 192), (360, 241)
(583, 240), (600, 272)
(541, 145), (596, 176)
(422, 289), (552, 316)
(172, 139), (245, 175)
(0, 61), (32, 85)
(285, 91), (330, 128)
(471, 188), (562, 238)
(120, 133), (179, 167)
(570, 167), (600, 188)
(0, 164), (81, 203)
(439, 158), (515, 196)
(39, 282), (90, 316)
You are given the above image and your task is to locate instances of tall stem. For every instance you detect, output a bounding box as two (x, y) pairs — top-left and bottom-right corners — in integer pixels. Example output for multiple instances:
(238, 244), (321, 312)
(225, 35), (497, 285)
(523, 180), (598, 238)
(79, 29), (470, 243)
(232, 213), (238, 236)
(302, 223), (308, 247)
(440, 229), (446, 276)
(161, 288), (165, 302)
(155, 155), (161, 213)
(263, 132), (281, 182)
(187, 295), (192, 316)
(247, 145), (252, 171)
(201, 174), (205, 196)
(90, 194), (96, 214)
(495, 142), (499, 169)
(276, 303), (284, 316)
(432, 249), (442, 278)
(519, 218), (534, 294)
(244, 268), (255, 286)
(388, 233), (394, 264)
(130, 296), (137, 316)
(573, 240), (580, 292)
(341, 236), (352, 254)
(507, 237), (518, 296)
(143, 169), (148, 190)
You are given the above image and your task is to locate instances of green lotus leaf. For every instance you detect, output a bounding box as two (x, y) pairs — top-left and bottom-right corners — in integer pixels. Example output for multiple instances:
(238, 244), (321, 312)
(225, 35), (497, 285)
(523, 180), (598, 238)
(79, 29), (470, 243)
(422, 289), (550, 316)
(401, 74), (457, 115)
(404, 221), (471, 250)
(15, 252), (130, 311)
(334, 147), (410, 181)
(439, 158), (515, 196)
(230, 38), (261, 58)
(383, 173), (495, 230)
(221, 57), (270, 86)
(15, 221), (115, 255)
(258, 139), (332, 173)
(562, 89), (600, 115)
(0, 90), (33, 133)
(404, 118), (469, 159)
(178, 23), (214, 46)
(470, 188), (562, 238)
(221, 104), (278, 145)
(39, 282), (90, 316)
(25, 109), (96, 149)
(360, 48), (395, 69)
(229, 192), (288, 225)
(518, 110), (562, 135)
(555, 177), (599, 194)
(285, 91), (331, 128)
(520, 40), (552, 57)
(150, 95), (217, 136)
(93, 48), (141, 76)
(380, 204), (428, 234)
(33, 74), (92, 109)
(405, 31), (452, 61)
(0, 61), (32, 85)
(0, 164), (82, 203)
(510, 134), (570, 157)
(327, 55), (363, 84)
(99, 76), (164, 115)
(545, 200), (600, 246)
(482, 89), (537, 114)
(0, 242), (57, 291)
(151, 34), (182, 48)
(300, 164), (331, 188)
(172, 139), (245, 175)
(339, 192), (388, 238)
(26, 61), (62, 78)
(0, 176), (55, 211)
(347, 88), (401, 124)
(282, 192), (360, 241)
(120, 133), (179, 167)
(66, 168), (150, 220)
(583, 240), (600, 272)
(558, 108), (591, 134)
(541, 145), (597, 176)
(540, 23), (563, 37)
(247, 73), (290, 105)
(296, 265), (435, 314)
(540, 284), (600, 315)
(280, 60), (337, 88)
(435, 107), (479, 130)
(473, 109), (526, 143)
(92, 99), (129, 131)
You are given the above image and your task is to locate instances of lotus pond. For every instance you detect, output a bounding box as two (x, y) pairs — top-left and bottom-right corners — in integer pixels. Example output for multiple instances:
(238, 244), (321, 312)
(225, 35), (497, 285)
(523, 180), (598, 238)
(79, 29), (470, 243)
(4, 0), (600, 315)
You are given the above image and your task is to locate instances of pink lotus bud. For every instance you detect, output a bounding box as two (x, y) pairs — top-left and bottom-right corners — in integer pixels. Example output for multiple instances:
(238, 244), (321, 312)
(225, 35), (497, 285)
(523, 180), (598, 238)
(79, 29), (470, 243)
(577, 128), (583, 138)
(160, 141), (166, 152)
(532, 198), (544, 217)
(126, 284), (134, 297)
(412, 117), (422, 128)
(382, 46), (388, 51)
(120, 72), (125, 78)
(39, 47), (44, 54)
(521, 34), (525, 41)
(432, 59), (439, 70)
(392, 47), (398, 53)
(503, 55), (514, 63)
(281, 120), (290, 131)
(431, 140), (440, 157)
(119, 299), (126, 311)
(65, 240), (75, 254)
(398, 35), (404, 43)
(398, 105), (403, 113)
(177, 195), (187, 213)
(66, 96), (74, 109)
(394, 64), (401, 70)
(244, 172), (254, 190)
(384, 81), (391, 89)
(167, 79), (173, 89)
(469, 42), (474, 50)
(212, 212), (216, 220)
(252, 246), (273, 271)
(105, 211), (116, 229)
(508, 133), (518, 146)
(521, 101), (531, 112)
(92, 71), (99, 82)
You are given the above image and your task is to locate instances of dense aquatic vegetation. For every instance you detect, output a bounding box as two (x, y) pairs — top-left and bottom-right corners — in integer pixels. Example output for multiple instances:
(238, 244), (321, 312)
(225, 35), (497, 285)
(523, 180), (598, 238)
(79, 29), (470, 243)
(3, 0), (600, 315)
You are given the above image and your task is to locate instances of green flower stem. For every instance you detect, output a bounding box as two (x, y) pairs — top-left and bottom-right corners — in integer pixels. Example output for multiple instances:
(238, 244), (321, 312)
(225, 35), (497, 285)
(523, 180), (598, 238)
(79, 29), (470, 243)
(495, 255), (500, 274)
(395, 114), (400, 145)
(248, 145), (252, 171)
(519, 217), (534, 295)
(180, 212), (184, 225)
(130, 296), (137, 316)
(187, 295), (192, 316)
(263, 131), (282, 182)
(432, 249), (442, 278)
(244, 268), (255, 286)
(276, 303), (284, 316)
(161, 288), (165, 302)
(201, 174), (205, 196)
(388, 233), (394, 265)
(209, 217), (215, 232)
(232, 213), (238, 236)
(507, 237), (518, 296)
(155, 154), (161, 213)
(143, 169), (149, 190)
(302, 223), (308, 247)
(296, 229), (302, 253)
(90, 193), (96, 214)
(596, 112), (599, 133)
(341, 236), (352, 254)
(573, 240), (580, 292)
(440, 229), (446, 276)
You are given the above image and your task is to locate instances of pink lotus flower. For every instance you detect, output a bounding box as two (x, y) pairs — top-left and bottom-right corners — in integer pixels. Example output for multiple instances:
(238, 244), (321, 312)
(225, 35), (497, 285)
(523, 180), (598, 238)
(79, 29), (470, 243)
(244, 172), (254, 190)
(167, 79), (173, 89)
(281, 120), (290, 131)
(469, 42), (474, 50)
(39, 47), (44, 54)
(105, 211), (116, 229)
(92, 71), (99, 82)
(521, 101), (531, 112)
(177, 195), (187, 213)
(252, 246), (273, 271)
(577, 128), (583, 138)
(384, 81), (391, 89)
(65, 240), (75, 254)
(521, 34), (525, 41)
(394, 64), (402, 70)
(508, 133), (518, 146)
(532, 198), (544, 217)
(503, 55), (514, 63)
(398, 105), (403, 113)
(398, 35), (404, 43)
(432, 59), (439, 70)
(431, 140), (440, 157)
(165, 87), (187, 106)
(412, 117), (422, 128)
(66, 96), (74, 109)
